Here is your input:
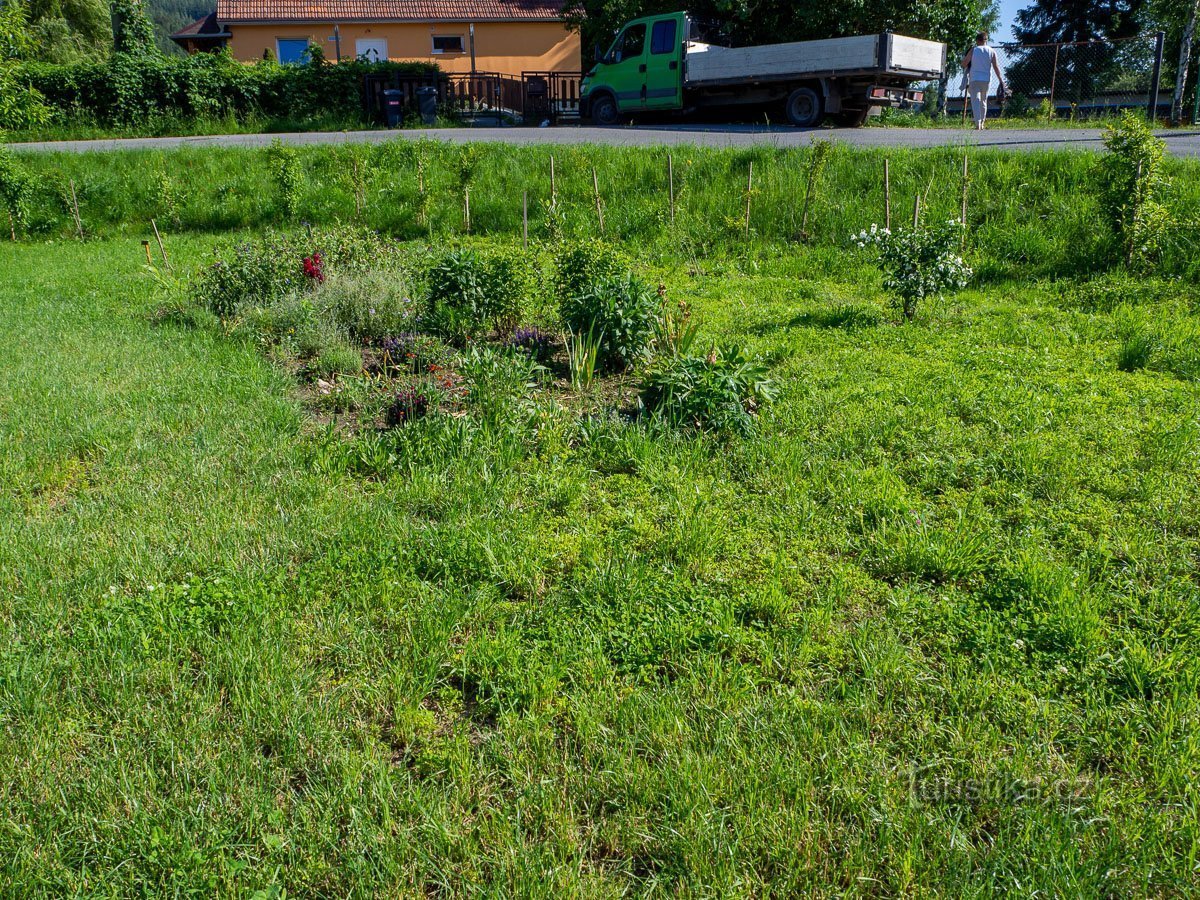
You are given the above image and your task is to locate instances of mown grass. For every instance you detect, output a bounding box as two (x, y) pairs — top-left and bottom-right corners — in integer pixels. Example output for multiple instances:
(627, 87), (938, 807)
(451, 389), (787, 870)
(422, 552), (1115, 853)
(8, 141), (1200, 281)
(3, 192), (1199, 893)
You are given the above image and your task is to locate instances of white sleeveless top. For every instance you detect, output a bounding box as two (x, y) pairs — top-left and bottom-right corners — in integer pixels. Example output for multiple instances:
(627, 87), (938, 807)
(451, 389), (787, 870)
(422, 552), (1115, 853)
(969, 45), (998, 84)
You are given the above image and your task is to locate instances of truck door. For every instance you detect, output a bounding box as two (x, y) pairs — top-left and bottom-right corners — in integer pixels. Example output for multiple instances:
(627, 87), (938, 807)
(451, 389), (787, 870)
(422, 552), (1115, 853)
(605, 21), (648, 112)
(644, 15), (683, 109)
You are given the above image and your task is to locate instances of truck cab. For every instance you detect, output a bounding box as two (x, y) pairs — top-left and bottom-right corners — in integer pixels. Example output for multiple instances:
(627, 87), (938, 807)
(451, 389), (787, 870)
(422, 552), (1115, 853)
(581, 12), (688, 126)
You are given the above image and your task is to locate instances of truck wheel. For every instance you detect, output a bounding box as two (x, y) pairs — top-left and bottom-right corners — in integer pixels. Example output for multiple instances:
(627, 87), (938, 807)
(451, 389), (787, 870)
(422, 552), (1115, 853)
(834, 108), (870, 127)
(590, 94), (620, 127)
(784, 87), (823, 127)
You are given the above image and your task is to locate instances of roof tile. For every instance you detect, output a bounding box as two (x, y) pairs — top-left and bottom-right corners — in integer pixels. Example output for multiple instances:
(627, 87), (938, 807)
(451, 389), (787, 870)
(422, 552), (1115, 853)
(217, 0), (565, 23)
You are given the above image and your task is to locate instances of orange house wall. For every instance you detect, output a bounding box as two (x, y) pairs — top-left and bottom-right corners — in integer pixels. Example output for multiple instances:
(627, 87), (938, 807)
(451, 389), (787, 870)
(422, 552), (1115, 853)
(228, 21), (580, 75)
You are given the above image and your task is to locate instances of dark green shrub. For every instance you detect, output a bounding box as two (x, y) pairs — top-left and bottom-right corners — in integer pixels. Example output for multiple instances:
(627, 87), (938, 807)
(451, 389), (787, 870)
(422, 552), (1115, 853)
(0, 147), (36, 235)
(554, 242), (629, 308)
(562, 274), (660, 372)
(1099, 112), (1171, 270)
(15, 54), (439, 128)
(640, 345), (776, 435)
(426, 248), (530, 341)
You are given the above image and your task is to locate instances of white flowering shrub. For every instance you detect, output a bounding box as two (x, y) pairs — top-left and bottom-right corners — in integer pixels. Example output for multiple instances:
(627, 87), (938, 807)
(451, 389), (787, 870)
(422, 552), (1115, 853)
(853, 220), (972, 321)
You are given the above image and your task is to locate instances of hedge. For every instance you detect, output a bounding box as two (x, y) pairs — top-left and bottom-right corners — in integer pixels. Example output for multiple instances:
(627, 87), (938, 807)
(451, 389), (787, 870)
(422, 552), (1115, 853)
(16, 51), (439, 126)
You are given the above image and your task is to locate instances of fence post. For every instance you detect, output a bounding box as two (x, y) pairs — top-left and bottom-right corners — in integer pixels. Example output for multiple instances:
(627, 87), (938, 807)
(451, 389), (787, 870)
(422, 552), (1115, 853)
(1048, 42), (1060, 114)
(1149, 30), (1166, 123)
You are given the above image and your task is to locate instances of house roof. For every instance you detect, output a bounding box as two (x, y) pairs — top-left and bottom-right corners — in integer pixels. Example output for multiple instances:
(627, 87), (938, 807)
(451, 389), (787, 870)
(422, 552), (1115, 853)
(170, 11), (232, 39)
(216, 0), (565, 23)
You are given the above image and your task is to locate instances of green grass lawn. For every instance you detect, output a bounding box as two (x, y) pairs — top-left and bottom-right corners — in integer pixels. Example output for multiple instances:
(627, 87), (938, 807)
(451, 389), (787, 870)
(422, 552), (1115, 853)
(2, 220), (1198, 895)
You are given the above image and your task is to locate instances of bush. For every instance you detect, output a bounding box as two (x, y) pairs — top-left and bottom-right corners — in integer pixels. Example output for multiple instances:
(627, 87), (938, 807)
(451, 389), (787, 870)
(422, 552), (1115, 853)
(14, 53), (439, 128)
(640, 345), (776, 435)
(853, 220), (972, 321)
(191, 228), (396, 316)
(314, 270), (418, 343)
(1099, 111), (1171, 270)
(554, 242), (629, 309)
(425, 248), (530, 341)
(561, 273), (660, 372)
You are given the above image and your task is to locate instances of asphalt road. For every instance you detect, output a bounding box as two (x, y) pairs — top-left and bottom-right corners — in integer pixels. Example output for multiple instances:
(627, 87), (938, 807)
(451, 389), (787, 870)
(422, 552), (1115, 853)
(9, 124), (1200, 156)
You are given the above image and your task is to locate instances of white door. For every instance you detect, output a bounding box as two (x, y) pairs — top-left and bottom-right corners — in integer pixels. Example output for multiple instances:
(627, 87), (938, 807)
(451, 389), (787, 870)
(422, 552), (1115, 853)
(356, 38), (387, 62)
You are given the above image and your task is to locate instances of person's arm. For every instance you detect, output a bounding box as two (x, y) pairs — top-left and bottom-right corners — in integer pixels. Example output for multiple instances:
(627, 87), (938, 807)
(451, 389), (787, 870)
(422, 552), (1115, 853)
(991, 49), (1004, 86)
(962, 50), (973, 70)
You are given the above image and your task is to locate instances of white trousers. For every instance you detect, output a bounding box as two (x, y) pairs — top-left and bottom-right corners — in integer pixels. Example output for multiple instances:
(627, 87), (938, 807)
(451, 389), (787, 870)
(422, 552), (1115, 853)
(968, 82), (989, 127)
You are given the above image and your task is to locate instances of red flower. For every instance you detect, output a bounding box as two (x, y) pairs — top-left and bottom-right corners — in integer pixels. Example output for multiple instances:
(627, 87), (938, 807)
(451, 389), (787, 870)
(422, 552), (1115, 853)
(302, 251), (325, 284)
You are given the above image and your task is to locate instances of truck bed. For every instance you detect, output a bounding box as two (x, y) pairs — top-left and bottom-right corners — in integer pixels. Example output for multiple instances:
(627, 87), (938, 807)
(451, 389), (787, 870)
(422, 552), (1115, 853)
(684, 33), (945, 86)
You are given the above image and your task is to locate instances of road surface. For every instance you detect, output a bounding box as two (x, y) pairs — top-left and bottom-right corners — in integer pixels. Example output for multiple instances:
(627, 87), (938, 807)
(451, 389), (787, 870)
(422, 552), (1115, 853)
(8, 124), (1200, 156)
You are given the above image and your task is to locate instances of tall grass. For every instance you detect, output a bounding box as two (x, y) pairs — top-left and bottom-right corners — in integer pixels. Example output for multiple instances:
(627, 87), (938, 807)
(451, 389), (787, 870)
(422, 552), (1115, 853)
(8, 141), (1200, 278)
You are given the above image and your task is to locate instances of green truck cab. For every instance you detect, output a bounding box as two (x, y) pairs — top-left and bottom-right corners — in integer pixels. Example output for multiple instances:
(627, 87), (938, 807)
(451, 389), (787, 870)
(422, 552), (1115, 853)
(580, 11), (946, 127)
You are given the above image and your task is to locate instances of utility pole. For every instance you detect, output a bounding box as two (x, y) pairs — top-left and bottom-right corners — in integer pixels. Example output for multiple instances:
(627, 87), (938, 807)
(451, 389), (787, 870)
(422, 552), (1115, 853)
(1172, 0), (1200, 125)
(1148, 30), (1166, 122)
(469, 23), (476, 75)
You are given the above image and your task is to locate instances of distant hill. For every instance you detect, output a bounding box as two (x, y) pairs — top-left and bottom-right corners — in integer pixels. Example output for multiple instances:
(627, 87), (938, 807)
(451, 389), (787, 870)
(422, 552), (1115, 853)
(148, 0), (216, 54)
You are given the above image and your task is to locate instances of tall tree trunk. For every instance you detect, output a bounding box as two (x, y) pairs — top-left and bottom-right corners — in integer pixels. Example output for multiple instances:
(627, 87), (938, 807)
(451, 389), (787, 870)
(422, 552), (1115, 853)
(1172, 0), (1200, 125)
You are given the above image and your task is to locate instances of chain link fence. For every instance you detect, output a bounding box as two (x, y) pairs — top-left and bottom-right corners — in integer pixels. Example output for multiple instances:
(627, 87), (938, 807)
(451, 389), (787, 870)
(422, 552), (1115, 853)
(940, 33), (1168, 121)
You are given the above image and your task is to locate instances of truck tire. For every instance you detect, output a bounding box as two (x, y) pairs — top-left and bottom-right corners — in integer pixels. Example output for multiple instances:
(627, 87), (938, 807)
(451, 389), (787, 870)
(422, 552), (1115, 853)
(834, 107), (870, 127)
(589, 93), (620, 127)
(784, 87), (823, 127)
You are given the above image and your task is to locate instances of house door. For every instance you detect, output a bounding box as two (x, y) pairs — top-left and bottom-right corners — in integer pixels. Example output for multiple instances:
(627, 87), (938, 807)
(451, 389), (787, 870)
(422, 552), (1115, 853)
(356, 38), (387, 62)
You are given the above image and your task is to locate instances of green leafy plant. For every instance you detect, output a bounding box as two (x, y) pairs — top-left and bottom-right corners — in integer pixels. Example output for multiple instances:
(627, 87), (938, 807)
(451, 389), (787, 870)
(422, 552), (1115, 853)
(561, 273), (659, 373)
(313, 270), (417, 342)
(425, 248), (530, 341)
(640, 344), (776, 435)
(1098, 111), (1171, 270)
(0, 147), (36, 238)
(566, 326), (601, 392)
(853, 219), (972, 321)
(311, 342), (364, 379)
(458, 343), (544, 426)
(267, 139), (303, 221)
(555, 242), (629, 309)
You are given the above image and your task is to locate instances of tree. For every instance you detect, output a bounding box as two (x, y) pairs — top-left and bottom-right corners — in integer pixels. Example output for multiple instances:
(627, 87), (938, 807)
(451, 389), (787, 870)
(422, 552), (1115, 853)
(111, 0), (156, 55)
(1009, 0), (1147, 101)
(563, 0), (996, 68)
(5, 0), (113, 63)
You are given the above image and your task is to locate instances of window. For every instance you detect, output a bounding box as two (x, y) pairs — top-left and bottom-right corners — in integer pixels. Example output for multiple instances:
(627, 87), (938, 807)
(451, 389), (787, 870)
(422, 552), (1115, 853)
(651, 20), (677, 55)
(432, 35), (464, 54)
(276, 38), (309, 65)
(615, 24), (645, 62)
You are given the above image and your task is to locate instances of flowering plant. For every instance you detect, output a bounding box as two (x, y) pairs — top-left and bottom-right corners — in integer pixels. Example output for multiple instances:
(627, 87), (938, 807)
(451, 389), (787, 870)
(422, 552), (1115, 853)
(852, 220), (971, 321)
(302, 251), (325, 284)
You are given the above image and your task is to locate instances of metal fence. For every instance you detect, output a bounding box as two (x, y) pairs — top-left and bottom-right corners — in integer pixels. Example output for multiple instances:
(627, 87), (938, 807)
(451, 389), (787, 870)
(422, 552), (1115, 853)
(942, 32), (1167, 120)
(363, 70), (582, 126)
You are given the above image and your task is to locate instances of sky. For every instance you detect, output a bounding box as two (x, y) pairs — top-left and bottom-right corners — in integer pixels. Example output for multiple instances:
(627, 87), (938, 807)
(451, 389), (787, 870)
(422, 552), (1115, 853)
(994, 0), (1024, 44)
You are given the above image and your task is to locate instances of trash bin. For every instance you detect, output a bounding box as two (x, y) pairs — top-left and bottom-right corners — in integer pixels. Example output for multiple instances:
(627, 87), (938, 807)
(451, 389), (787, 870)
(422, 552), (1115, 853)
(416, 86), (438, 126)
(381, 89), (404, 127)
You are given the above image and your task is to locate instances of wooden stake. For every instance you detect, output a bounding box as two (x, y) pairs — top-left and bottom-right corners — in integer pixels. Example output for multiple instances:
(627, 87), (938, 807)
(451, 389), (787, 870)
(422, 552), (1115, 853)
(522, 190), (528, 250)
(69, 179), (83, 240)
(142, 240), (153, 265)
(668, 153), (675, 226)
(151, 218), (171, 272)
(912, 192), (921, 228)
(744, 161), (754, 237)
(592, 167), (605, 233)
(883, 158), (891, 231)
(7, 210), (14, 242)
(549, 155), (557, 212)
(464, 188), (471, 233)
(960, 154), (969, 251)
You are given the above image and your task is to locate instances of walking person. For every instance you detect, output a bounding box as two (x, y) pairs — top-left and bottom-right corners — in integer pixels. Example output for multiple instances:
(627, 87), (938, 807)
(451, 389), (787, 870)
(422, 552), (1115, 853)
(962, 32), (1006, 130)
